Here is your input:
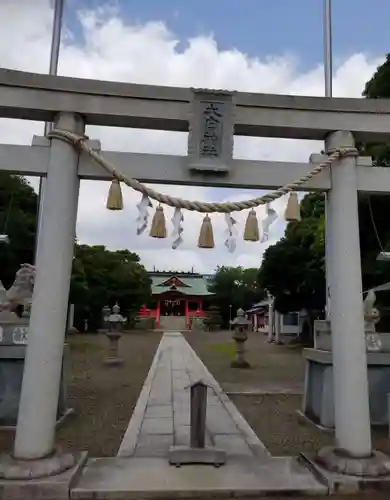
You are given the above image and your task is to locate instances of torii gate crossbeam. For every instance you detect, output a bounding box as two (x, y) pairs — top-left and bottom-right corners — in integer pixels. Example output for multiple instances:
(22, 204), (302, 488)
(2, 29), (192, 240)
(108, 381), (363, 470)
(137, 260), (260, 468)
(1, 140), (390, 194)
(1, 69), (390, 141)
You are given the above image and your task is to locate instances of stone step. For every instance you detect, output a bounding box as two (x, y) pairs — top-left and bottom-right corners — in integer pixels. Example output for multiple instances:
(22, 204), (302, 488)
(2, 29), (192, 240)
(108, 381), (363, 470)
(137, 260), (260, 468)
(71, 456), (327, 499)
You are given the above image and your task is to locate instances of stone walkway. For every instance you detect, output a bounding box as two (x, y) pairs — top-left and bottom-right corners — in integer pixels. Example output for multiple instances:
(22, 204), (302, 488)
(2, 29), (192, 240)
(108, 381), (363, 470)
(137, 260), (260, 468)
(72, 332), (327, 498)
(117, 331), (269, 459)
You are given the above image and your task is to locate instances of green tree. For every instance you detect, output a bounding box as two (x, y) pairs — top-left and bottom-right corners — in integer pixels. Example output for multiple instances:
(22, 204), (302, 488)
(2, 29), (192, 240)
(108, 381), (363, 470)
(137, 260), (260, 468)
(0, 173), (37, 287)
(359, 55), (390, 276)
(0, 174), (151, 331)
(208, 266), (264, 327)
(71, 245), (152, 331)
(258, 54), (390, 322)
(258, 193), (325, 315)
(69, 254), (88, 307)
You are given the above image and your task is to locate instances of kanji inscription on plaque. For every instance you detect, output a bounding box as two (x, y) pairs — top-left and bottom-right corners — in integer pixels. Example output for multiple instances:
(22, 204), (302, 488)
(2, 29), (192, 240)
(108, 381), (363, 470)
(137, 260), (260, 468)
(187, 90), (234, 173)
(199, 102), (224, 158)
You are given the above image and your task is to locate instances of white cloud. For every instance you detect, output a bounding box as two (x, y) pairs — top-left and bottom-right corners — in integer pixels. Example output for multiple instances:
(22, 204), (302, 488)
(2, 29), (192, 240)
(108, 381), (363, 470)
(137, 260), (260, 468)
(0, 1), (384, 273)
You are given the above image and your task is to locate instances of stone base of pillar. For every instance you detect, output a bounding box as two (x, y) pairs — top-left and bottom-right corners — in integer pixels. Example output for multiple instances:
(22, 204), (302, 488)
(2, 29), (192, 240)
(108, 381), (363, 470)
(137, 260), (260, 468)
(0, 449), (87, 480)
(300, 449), (390, 495)
(315, 446), (390, 477)
(0, 450), (87, 500)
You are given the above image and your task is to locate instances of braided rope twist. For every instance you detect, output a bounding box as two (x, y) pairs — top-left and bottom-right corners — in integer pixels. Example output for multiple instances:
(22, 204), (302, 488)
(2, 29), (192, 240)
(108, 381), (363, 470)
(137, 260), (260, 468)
(48, 128), (358, 214)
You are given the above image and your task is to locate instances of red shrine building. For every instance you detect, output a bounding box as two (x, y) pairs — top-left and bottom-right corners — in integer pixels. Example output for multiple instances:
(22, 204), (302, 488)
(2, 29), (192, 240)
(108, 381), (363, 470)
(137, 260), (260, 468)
(139, 271), (214, 330)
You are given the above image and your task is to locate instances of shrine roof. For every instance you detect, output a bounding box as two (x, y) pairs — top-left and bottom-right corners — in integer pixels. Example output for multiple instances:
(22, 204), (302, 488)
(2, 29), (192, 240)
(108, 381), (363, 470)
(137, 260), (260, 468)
(150, 274), (213, 296)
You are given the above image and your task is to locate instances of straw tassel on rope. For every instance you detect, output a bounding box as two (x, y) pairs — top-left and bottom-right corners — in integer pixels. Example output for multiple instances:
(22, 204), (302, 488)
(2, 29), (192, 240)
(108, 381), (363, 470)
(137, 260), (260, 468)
(243, 209), (259, 242)
(106, 178), (123, 210)
(198, 215), (214, 249)
(47, 129), (357, 251)
(49, 129), (354, 220)
(284, 192), (301, 222)
(149, 204), (167, 238)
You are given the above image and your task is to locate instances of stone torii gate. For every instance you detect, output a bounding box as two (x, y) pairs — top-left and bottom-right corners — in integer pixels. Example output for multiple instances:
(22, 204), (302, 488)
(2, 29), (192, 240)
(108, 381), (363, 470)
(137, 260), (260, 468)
(1, 68), (390, 479)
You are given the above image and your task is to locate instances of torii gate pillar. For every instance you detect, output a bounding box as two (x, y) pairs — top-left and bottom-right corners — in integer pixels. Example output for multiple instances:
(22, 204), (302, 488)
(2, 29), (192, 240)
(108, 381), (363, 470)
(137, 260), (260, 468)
(314, 130), (390, 475)
(13, 113), (84, 461)
(326, 130), (371, 458)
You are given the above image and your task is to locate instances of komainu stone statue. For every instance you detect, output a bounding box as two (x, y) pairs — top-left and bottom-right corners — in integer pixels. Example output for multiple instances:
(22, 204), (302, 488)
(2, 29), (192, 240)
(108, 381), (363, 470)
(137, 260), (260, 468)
(363, 289), (381, 351)
(0, 264), (35, 318)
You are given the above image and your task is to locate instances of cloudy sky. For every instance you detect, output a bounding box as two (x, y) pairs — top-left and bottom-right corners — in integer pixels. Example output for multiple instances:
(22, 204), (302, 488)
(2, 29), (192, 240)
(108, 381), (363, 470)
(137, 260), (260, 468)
(0, 0), (386, 273)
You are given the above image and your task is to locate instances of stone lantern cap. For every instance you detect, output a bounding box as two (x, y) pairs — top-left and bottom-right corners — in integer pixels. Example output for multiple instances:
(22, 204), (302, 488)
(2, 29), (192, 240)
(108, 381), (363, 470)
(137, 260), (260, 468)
(108, 303), (126, 324)
(230, 308), (251, 326)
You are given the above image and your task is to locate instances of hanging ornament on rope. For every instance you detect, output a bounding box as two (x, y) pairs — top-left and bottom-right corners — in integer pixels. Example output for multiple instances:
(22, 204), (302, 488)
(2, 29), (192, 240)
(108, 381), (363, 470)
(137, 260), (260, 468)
(171, 208), (184, 249)
(136, 194), (151, 235)
(106, 178), (123, 210)
(198, 215), (214, 249)
(243, 208), (259, 242)
(47, 128), (358, 251)
(284, 192), (301, 222)
(150, 204), (167, 238)
(224, 213), (237, 253)
(260, 204), (278, 243)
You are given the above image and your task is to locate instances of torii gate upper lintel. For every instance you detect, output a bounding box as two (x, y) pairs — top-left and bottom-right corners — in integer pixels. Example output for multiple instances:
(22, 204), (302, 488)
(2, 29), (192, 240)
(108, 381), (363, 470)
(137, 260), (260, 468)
(0, 69), (388, 477)
(1, 68), (390, 141)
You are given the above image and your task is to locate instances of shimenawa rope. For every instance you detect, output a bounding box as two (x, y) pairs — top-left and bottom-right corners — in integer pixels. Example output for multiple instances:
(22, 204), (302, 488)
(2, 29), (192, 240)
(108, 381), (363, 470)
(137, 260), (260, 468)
(47, 128), (358, 214)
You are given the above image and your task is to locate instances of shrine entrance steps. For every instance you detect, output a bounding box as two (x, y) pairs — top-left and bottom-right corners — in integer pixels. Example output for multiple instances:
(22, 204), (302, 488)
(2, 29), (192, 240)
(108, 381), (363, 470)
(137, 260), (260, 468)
(158, 315), (186, 331)
(72, 332), (326, 499)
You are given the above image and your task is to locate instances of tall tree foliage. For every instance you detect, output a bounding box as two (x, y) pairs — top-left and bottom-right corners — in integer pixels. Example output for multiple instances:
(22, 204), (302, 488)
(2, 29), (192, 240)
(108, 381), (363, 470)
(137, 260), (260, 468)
(258, 54), (390, 317)
(258, 193), (325, 314)
(0, 173), (37, 288)
(0, 174), (151, 331)
(359, 54), (390, 281)
(70, 245), (152, 331)
(208, 266), (264, 327)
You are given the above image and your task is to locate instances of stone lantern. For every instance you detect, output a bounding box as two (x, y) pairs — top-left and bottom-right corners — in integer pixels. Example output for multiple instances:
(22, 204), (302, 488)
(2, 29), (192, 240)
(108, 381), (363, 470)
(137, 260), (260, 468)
(230, 308), (251, 368)
(104, 303), (126, 366)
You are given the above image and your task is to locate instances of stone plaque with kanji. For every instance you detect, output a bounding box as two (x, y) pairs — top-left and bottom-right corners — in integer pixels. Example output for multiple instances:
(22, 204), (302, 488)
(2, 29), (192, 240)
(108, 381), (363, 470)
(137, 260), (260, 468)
(187, 89), (234, 173)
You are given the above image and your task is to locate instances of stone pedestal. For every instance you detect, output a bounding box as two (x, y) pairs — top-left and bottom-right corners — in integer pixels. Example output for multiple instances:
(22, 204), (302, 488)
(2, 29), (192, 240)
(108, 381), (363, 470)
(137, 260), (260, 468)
(0, 315), (71, 428)
(231, 338), (250, 369)
(301, 348), (390, 428)
(104, 331), (123, 366)
(314, 320), (390, 352)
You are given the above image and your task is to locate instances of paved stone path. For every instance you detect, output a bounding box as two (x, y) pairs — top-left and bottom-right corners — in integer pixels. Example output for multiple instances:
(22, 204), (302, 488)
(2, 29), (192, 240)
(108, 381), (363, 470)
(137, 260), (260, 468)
(73, 332), (327, 498)
(118, 331), (269, 459)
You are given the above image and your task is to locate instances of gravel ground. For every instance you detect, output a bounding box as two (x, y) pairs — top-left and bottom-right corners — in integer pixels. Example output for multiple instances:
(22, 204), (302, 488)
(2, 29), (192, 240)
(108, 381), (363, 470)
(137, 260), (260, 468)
(184, 329), (390, 458)
(184, 329), (305, 394)
(0, 330), (161, 457)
